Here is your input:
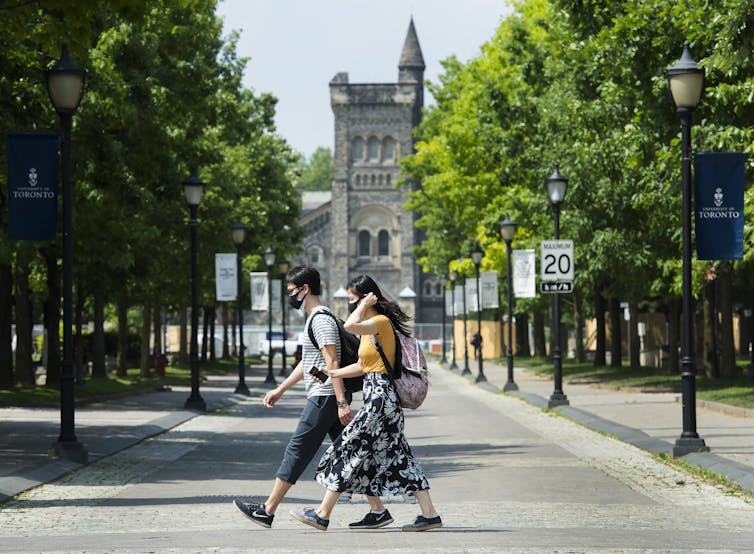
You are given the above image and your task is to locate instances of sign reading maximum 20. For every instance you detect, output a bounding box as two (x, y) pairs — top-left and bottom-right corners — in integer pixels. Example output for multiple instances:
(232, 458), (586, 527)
(540, 240), (574, 282)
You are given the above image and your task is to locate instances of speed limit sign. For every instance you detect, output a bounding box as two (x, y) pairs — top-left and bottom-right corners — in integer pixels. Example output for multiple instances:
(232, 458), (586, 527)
(540, 240), (574, 282)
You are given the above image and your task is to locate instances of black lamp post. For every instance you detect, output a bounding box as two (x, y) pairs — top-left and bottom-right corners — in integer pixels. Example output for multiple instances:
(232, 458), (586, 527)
(546, 165), (569, 407)
(470, 244), (486, 383)
(46, 44), (87, 463)
(440, 274), (448, 364)
(232, 219), (250, 396)
(500, 215), (519, 391)
(264, 246), (277, 385)
(667, 41), (708, 456)
(183, 172), (206, 411)
(449, 270), (459, 370)
(278, 259), (290, 376)
(461, 259), (471, 376)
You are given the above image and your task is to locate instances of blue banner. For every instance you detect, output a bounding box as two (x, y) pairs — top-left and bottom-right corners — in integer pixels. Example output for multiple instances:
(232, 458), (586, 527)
(6, 132), (59, 241)
(694, 152), (747, 260)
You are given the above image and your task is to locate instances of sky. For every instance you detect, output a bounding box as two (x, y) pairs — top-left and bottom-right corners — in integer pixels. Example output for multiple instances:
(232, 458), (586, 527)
(215, 0), (513, 159)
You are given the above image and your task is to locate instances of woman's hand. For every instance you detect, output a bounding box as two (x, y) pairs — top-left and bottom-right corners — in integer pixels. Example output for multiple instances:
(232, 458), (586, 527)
(361, 292), (378, 308)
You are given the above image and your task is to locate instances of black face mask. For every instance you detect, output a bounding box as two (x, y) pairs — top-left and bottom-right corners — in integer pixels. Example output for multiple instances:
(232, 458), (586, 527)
(347, 298), (361, 314)
(289, 288), (306, 310)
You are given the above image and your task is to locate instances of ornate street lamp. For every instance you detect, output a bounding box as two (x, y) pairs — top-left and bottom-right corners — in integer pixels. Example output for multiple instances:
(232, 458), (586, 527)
(470, 244), (486, 383)
(46, 44), (87, 462)
(500, 214), (519, 391)
(667, 41), (708, 456)
(278, 258), (290, 376)
(264, 246), (277, 385)
(183, 171), (206, 411)
(546, 165), (569, 407)
(232, 219), (250, 396)
(449, 270), (459, 370)
(460, 258), (471, 376)
(439, 274), (448, 364)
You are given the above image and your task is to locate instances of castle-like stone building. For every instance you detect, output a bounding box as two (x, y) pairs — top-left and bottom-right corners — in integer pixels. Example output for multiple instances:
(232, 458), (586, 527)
(296, 19), (442, 324)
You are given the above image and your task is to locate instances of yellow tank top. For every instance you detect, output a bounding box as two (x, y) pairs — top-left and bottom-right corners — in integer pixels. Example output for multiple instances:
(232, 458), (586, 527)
(358, 314), (395, 374)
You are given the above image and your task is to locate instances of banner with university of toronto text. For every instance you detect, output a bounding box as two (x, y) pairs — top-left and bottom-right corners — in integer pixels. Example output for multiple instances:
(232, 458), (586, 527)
(694, 152), (746, 260)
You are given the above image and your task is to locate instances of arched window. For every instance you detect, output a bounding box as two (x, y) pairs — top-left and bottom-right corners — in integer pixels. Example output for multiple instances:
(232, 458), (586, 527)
(358, 230), (371, 257)
(382, 136), (395, 161)
(424, 282), (433, 296)
(352, 137), (365, 163)
(435, 283), (442, 296)
(367, 136), (380, 163)
(377, 230), (389, 256)
(386, 174), (392, 186)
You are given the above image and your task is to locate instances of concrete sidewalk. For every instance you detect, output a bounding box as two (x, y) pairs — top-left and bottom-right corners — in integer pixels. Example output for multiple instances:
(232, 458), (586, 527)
(0, 373), (251, 502)
(457, 356), (754, 494)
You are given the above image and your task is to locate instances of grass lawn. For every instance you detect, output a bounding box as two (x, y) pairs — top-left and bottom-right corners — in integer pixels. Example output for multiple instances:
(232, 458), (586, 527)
(515, 357), (754, 411)
(0, 356), (261, 407)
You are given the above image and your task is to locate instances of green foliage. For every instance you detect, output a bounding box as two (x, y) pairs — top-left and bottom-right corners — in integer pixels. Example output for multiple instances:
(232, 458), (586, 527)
(298, 147), (334, 191)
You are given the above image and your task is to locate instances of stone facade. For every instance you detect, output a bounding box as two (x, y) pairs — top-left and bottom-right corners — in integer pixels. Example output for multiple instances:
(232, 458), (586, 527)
(296, 19), (443, 324)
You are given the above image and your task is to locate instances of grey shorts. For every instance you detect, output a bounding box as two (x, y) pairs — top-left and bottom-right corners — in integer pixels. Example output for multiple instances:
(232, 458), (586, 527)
(275, 394), (345, 484)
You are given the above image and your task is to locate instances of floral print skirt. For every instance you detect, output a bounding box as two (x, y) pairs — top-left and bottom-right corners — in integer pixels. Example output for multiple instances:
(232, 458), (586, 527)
(315, 372), (430, 496)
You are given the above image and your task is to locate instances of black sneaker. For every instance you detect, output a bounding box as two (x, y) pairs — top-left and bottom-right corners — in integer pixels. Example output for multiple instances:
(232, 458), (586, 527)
(349, 509), (394, 529)
(233, 499), (274, 528)
(401, 514), (443, 532)
(290, 507), (329, 531)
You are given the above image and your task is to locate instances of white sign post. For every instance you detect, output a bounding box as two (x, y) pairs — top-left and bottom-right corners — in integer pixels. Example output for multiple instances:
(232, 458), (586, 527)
(250, 272), (268, 311)
(215, 253), (237, 302)
(480, 270), (499, 309)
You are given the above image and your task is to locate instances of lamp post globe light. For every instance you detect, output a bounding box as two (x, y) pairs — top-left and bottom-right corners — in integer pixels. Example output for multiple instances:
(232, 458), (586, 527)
(232, 219), (250, 396)
(448, 270), (459, 370)
(470, 244), (486, 383)
(183, 172), (207, 411)
(46, 44), (88, 462)
(667, 41), (708, 456)
(546, 165), (569, 408)
(278, 258), (290, 376)
(500, 214), (519, 392)
(264, 246), (277, 385)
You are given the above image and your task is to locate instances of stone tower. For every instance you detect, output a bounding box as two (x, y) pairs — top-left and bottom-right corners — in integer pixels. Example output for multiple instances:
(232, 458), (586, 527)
(299, 19), (444, 324)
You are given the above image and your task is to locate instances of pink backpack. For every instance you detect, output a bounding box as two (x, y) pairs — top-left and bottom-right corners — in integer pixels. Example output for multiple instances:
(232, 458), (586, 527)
(372, 332), (429, 410)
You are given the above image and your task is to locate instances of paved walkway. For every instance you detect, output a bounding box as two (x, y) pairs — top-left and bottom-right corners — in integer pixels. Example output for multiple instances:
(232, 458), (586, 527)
(0, 360), (753, 552)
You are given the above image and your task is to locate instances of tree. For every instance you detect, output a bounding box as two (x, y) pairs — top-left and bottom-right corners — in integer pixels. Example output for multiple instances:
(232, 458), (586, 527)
(298, 147), (334, 191)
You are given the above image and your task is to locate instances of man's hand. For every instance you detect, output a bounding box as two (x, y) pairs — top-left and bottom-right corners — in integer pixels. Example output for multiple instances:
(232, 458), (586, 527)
(263, 387), (283, 408)
(338, 403), (353, 426)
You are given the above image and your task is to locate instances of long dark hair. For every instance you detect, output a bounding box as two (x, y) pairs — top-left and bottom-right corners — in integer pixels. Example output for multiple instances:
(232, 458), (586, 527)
(347, 275), (412, 337)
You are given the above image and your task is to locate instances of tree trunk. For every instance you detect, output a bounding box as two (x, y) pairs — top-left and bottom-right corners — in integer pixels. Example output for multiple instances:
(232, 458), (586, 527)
(201, 305), (210, 361)
(179, 306), (188, 364)
(667, 296), (681, 373)
(533, 309), (547, 358)
(574, 288), (585, 363)
(153, 306), (162, 357)
(629, 302), (640, 368)
(222, 303), (230, 358)
(75, 282), (85, 382)
(515, 312), (531, 357)
(14, 256), (34, 386)
(0, 262), (13, 387)
(594, 291), (607, 366)
(209, 306), (216, 361)
(717, 261), (736, 378)
(702, 275), (718, 378)
(608, 297), (622, 368)
(117, 291), (128, 377)
(140, 304), (151, 377)
(44, 246), (60, 386)
(91, 287), (106, 378)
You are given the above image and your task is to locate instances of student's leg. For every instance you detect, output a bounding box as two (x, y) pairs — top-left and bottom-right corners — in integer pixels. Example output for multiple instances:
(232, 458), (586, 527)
(413, 490), (439, 518)
(316, 489), (342, 519)
(263, 478), (293, 514)
(366, 495), (386, 512)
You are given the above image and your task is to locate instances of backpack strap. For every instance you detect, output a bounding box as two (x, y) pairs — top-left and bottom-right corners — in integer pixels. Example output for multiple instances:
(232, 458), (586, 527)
(370, 335), (397, 381)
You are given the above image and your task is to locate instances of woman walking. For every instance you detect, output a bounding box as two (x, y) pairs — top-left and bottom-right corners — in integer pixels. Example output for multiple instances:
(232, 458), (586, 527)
(290, 275), (442, 532)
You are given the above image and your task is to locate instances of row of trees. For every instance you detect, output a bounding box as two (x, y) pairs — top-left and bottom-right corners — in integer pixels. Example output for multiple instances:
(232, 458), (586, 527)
(0, 1), (305, 387)
(403, 0), (754, 376)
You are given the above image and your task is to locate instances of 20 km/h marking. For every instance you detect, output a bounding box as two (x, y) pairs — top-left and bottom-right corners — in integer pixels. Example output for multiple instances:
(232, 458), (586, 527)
(540, 240), (574, 281)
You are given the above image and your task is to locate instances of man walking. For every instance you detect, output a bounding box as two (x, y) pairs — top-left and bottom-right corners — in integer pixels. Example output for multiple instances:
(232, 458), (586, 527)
(232, 266), (352, 528)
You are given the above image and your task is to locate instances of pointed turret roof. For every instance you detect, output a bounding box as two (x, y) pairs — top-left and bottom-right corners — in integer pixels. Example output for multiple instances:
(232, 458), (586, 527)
(399, 18), (425, 69)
